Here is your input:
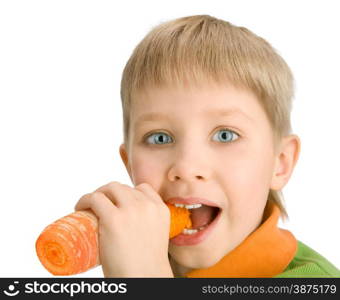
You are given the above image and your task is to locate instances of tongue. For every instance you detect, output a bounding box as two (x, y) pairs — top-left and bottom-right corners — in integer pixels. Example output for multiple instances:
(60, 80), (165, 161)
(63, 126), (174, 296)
(190, 205), (217, 229)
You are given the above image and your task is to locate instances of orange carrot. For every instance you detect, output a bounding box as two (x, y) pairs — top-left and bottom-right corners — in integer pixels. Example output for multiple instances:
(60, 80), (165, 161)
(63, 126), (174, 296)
(35, 203), (191, 275)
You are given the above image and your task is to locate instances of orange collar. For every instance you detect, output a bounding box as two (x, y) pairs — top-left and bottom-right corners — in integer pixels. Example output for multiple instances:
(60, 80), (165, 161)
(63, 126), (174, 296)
(185, 201), (297, 277)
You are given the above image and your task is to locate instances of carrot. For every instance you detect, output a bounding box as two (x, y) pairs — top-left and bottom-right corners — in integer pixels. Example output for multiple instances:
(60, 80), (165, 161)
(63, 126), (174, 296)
(35, 203), (191, 275)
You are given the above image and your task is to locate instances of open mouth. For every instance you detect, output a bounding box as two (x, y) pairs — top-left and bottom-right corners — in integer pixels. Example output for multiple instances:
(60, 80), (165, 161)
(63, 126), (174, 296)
(170, 202), (221, 246)
(173, 203), (221, 235)
(167, 196), (222, 246)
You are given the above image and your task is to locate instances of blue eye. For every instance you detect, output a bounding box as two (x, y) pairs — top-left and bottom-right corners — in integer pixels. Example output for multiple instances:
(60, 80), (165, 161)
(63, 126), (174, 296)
(145, 132), (173, 145)
(212, 129), (239, 143)
(144, 129), (239, 145)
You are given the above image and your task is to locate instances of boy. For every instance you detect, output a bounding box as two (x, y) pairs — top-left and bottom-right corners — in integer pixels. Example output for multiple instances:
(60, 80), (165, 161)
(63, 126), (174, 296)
(75, 15), (340, 277)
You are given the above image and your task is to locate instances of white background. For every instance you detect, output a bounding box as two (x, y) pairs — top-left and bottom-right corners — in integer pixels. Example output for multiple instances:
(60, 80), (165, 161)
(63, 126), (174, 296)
(0, 0), (339, 277)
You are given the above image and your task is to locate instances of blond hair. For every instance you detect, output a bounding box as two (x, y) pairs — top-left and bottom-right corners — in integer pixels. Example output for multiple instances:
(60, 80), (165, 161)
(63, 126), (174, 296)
(120, 15), (294, 219)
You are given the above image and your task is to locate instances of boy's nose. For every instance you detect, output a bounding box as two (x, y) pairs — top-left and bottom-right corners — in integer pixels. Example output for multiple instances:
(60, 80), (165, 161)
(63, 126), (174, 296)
(169, 172), (205, 182)
(167, 159), (210, 183)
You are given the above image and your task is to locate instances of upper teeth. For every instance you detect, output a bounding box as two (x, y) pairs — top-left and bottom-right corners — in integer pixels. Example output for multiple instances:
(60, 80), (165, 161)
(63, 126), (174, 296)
(174, 203), (202, 209)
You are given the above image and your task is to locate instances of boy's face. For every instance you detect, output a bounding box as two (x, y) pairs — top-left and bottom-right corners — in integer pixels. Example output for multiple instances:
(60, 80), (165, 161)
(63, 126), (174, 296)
(120, 82), (280, 272)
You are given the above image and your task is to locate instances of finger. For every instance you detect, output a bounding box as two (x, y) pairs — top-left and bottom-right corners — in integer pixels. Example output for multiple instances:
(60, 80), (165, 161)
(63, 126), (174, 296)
(135, 183), (163, 203)
(74, 192), (117, 220)
(94, 181), (138, 208)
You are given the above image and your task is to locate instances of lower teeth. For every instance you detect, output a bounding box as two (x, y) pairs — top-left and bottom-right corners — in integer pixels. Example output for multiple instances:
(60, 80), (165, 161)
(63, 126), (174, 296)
(182, 225), (207, 235)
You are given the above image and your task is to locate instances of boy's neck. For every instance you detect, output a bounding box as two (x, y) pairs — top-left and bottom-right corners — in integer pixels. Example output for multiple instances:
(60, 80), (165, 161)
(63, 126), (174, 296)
(169, 255), (193, 278)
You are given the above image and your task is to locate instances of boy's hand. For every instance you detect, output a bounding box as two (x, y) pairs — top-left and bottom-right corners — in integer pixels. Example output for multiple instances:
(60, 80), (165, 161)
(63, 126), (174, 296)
(74, 181), (174, 277)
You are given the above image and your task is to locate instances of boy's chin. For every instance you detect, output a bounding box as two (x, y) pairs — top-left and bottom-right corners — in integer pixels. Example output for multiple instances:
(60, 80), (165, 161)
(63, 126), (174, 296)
(168, 218), (234, 270)
(169, 246), (226, 271)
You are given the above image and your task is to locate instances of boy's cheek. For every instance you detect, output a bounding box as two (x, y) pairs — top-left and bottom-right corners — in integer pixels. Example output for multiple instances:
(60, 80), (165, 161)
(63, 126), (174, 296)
(231, 158), (273, 186)
(221, 154), (273, 203)
(129, 155), (164, 186)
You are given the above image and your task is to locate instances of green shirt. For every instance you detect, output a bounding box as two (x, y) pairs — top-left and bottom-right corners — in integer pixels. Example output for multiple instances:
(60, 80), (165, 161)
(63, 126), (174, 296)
(275, 241), (340, 278)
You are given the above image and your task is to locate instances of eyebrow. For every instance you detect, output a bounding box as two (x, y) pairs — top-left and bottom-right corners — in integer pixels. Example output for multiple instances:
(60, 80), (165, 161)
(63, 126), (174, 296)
(134, 108), (254, 127)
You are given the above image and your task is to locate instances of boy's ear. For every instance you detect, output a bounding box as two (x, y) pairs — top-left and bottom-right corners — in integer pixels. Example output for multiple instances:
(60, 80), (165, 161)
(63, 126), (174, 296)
(119, 144), (132, 177)
(270, 134), (301, 190)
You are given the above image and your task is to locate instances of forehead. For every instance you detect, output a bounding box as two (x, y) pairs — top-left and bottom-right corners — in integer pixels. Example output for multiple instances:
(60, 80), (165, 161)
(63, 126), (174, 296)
(130, 83), (266, 127)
